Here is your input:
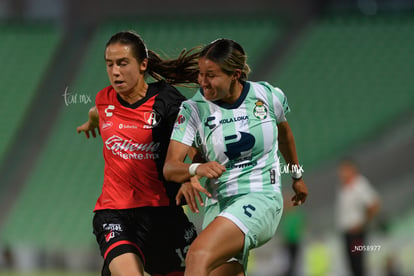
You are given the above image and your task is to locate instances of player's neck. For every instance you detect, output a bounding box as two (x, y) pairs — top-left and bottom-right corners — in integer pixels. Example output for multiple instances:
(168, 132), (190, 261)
(222, 81), (243, 105)
(120, 82), (148, 104)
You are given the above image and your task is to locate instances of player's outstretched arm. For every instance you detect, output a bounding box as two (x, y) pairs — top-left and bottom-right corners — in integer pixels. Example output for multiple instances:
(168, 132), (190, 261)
(76, 106), (100, 139)
(278, 121), (308, 206)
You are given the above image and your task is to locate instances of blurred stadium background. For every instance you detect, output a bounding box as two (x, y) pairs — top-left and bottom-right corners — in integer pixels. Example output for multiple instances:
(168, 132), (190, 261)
(0, 0), (413, 275)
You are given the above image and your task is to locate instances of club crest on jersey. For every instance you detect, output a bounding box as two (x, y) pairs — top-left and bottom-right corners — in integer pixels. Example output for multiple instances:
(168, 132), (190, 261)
(253, 100), (267, 120)
(143, 110), (161, 129)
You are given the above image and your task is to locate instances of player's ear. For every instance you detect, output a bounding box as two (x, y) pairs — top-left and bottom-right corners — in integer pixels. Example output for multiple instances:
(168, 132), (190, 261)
(232, 69), (241, 81)
(140, 58), (148, 72)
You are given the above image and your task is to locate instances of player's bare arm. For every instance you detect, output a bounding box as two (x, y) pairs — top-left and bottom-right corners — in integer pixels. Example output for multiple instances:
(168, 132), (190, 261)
(76, 106), (100, 138)
(277, 121), (308, 205)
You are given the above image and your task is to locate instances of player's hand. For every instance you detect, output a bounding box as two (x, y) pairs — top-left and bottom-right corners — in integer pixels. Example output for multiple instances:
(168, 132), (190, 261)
(196, 161), (226, 179)
(291, 178), (308, 206)
(76, 106), (99, 139)
(76, 121), (100, 139)
(176, 176), (210, 213)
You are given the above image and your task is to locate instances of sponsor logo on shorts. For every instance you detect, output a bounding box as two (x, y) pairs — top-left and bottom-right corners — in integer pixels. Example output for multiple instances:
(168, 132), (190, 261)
(105, 231), (115, 242)
(103, 224), (123, 243)
(103, 223), (123, 231)
(184, 225), (196, 243)
(243, 204), (256, 218)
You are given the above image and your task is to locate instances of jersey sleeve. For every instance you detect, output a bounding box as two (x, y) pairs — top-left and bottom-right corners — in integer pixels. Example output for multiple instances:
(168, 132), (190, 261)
(170, 100), (199, 146)
(273, 86), (291, 116)
(163, 85), (187, 133)
(95, 86), (112, 106)
(259, 81), (290, 123)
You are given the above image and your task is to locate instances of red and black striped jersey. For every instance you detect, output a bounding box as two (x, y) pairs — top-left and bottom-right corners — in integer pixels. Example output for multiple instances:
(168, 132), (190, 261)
(94, 81), (187, 211)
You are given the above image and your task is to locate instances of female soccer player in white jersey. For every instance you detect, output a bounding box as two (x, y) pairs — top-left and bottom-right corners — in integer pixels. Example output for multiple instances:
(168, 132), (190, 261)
(164, 38), (308, 276)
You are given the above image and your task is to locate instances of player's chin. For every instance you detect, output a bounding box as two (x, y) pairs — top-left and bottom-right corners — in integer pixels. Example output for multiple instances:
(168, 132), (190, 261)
(204, 90), (218, 101)
(113, 86), (130, 96)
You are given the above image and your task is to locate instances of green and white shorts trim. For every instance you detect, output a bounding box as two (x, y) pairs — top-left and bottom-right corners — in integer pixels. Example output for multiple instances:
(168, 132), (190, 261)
(202, 191), (283, 271)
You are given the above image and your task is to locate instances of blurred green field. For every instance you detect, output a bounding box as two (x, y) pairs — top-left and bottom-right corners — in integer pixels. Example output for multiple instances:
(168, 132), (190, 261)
(0, 271), (156, 276)
(0, 272), (98, 276)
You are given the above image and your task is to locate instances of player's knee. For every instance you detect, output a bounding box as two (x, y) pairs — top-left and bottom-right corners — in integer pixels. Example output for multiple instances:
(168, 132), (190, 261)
(186, 246), (215, 271)
(109, 253), (144, 276)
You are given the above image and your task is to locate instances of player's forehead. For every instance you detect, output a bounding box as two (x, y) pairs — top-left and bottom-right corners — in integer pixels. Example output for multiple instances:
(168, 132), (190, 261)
(198, 57), (222, 73)
(105, 42), (134, 61)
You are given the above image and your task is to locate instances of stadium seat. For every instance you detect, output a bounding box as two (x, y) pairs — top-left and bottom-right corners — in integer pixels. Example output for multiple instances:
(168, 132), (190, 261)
(0, 22), (60, 164)
(267, 13), (414, 169)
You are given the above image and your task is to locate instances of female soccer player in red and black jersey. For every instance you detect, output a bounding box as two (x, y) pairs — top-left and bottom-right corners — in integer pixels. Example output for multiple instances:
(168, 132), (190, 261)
(77, 31), (199, 276)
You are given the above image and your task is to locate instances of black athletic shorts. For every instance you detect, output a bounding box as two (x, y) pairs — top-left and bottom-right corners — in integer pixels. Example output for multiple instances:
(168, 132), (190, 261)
(93, 206), (197, 275)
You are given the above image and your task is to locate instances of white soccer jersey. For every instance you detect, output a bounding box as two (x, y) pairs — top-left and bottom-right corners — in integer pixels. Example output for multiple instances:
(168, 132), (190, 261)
(171, 81), (290, 203)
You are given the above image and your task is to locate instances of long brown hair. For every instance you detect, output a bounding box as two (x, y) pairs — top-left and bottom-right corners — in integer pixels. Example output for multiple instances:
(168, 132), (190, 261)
(105, 31), (199, 85)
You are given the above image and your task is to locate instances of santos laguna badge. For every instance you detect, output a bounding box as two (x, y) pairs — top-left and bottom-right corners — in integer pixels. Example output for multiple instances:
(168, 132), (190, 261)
(253, 100), (267, 119)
